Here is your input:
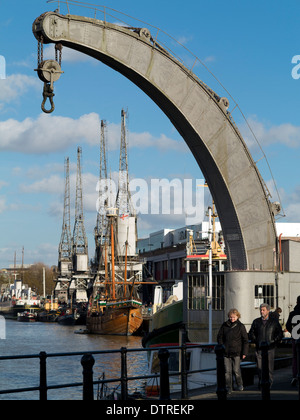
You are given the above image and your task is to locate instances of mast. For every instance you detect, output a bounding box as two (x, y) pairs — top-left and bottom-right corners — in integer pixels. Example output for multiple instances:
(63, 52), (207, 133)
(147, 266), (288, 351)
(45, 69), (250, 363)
(124, 240), (128, 298)
(110, 217), (116, 301)
(21, 246), (24, 282)
(104, 242), (108, 297)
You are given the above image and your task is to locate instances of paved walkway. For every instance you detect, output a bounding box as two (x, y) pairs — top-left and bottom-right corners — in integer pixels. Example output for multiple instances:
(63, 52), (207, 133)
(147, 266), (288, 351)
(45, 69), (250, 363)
(186, 366), (299, 400)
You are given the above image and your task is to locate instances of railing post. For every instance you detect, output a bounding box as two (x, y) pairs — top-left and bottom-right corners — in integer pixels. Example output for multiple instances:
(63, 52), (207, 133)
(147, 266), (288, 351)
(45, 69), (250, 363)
(81, 353), (95, 401)
(39, 351), (47, 401)
(296, 339), (300, 400)
(120, 347), (128, 400)
(181, 343), (188, 399)
(215, 344), (227, 400)
(260, 342), (270, 400)
(158, 348), (170, 400)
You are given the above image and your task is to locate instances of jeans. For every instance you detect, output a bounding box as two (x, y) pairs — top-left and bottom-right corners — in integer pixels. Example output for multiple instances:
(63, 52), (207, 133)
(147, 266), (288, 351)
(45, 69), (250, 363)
(255, 347), (275, 386)
(224, 356), (243, 391)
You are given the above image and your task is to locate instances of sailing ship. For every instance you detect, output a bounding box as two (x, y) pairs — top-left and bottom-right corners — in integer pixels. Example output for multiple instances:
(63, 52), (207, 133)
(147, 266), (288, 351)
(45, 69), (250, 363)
(86, 207), (144, 335)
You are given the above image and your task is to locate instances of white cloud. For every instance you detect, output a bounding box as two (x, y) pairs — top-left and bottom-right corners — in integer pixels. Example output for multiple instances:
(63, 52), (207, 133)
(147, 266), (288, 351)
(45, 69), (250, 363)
(0, 112), (186, 154)
(176, 35), (193, 46)
(43, 45), (95, 63)
(26, 243), (58, 266)
(242, 116), (300, 149)
(0, 112), (101, 154)
(0, 74), (40, 104)
(203, 56), (216, 63)
(106, 122), (187, 152)
(0, 197), (6, 213)
(19, 174), (64, 194)
(0, 181), (8, 190)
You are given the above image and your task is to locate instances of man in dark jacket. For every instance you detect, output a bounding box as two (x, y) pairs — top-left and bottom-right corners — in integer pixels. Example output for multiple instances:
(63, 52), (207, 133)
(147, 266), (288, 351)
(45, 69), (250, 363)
(217, 308), (249, 393)
(249, 303), (283, 388)
(286, 296), (300, 385)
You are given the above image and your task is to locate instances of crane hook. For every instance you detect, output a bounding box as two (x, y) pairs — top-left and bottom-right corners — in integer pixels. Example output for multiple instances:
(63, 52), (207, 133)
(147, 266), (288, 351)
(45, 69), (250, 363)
(35, 59), (63, 114)
(41, 82), (55, 114)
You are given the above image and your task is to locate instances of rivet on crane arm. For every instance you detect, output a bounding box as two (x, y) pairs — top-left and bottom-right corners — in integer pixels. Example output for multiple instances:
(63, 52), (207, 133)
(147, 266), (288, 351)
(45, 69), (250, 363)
(34, 37), (63, 113)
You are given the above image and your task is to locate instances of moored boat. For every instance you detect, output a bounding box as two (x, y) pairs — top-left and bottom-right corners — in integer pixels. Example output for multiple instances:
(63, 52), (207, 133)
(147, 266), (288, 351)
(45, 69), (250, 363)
(87, 299), (143, 335)
(86, 209), (144, 336)
(17, 309), (38, 322)
(57, 313), (76, 325)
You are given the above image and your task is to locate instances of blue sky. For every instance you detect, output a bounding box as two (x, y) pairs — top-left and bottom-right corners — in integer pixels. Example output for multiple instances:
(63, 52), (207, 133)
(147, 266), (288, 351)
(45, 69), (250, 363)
(1, 0), (300, 267)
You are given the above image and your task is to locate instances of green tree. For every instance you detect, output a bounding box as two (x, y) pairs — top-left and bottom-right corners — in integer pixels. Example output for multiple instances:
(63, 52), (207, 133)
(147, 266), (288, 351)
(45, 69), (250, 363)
(23, 263), (56, 296)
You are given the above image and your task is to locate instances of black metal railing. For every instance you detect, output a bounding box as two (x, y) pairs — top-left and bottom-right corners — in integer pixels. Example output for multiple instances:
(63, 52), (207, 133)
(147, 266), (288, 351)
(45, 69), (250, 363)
(0, 344), (216, 400)
(0, 341), (297, 400)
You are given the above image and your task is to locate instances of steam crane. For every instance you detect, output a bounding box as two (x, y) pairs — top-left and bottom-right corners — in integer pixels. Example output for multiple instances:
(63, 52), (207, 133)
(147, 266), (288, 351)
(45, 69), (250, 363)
(70, 146), (90, 303)
(55, 157), (72, 303)
(94, 120), (108, 269)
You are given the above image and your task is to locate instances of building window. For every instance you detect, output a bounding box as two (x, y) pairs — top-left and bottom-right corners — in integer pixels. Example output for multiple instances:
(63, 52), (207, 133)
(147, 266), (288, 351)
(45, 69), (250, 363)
(254, 284), (274, 309)
(213, 274), (225, 310)
(188, 274), (225, 311)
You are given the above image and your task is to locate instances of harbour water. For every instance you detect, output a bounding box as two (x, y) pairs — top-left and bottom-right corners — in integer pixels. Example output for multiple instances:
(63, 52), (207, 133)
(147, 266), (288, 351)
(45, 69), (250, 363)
(0, 319), (148, 400)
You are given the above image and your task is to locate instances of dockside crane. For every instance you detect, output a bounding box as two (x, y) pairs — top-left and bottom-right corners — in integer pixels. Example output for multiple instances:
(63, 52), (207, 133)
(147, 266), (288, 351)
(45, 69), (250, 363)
(58, 157), (72, 274)
(70, 146), (90, 303)
(55, 157), (72, 303)
(94, 120), (108, 267)
(72, 146), (88, 260)
(115, 109), (135, 218)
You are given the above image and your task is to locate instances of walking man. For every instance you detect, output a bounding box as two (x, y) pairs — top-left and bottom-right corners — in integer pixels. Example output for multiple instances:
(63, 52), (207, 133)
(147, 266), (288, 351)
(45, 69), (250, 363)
(249, 303), (283, 388)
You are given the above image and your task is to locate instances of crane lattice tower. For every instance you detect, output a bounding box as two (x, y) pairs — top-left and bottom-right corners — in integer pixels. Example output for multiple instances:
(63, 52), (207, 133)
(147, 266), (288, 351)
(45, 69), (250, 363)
(95, 120), (108, 250)
(72, 146), (88, 258)
(58, 157), (72, 274)
(115, 109), (135, 217)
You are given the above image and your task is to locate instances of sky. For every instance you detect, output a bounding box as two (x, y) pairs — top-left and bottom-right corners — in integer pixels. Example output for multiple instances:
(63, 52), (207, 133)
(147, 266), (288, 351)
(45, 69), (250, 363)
(1, 0), (300, 267)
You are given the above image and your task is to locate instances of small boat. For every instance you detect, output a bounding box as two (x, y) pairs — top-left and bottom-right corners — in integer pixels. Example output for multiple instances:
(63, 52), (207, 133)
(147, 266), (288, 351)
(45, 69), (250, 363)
(57, 314), (76, 325)
(17, 309), (38, 322)
(57, 306), (86, 326)
(57, 308), (81, 325)
(37, 310), (59, 322)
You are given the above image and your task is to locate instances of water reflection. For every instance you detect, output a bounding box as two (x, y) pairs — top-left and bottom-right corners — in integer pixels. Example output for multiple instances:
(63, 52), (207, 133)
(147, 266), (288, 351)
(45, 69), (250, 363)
(0, 320), (148, 400)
